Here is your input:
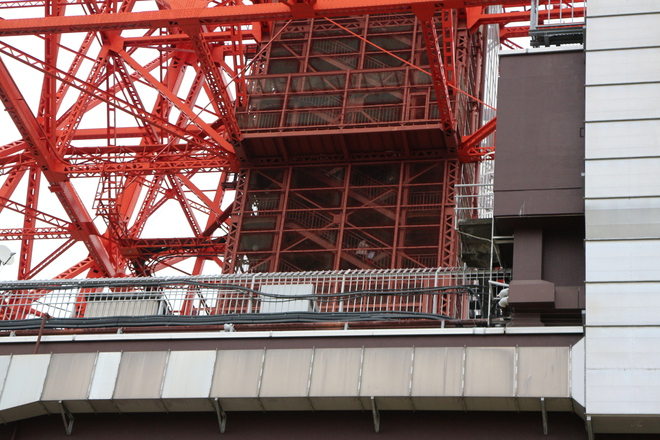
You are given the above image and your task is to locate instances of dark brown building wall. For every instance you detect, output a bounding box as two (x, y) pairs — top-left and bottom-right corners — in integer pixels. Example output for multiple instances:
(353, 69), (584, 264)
(0, 411), (589, 440)
(492, 49), (586, 324)
(542, 226), (585, 288)
(494, 49), (585, 220)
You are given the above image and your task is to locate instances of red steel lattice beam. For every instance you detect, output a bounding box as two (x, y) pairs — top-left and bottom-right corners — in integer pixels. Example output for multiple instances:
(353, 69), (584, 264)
(0, 56), (120, 276)
(0, 0), (545, 36)
(413, 4), (459, 151)
(0, 0), (535, 280)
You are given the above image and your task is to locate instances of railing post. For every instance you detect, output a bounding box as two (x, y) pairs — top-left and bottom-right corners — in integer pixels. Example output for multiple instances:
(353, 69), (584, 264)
(433, 267), (441, 315)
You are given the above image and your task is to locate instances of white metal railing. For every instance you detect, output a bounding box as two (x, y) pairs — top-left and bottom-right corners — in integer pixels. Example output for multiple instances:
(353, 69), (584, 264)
(455, 183), (494, 222)
(529, 0), (586, 47)
(530, 0), (586, 30)
(0, 268), (509, 325)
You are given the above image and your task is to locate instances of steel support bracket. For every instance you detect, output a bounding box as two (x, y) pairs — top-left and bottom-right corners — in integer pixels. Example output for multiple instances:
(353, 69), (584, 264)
(586, 416), (594, 440)
(59, 400), (74, 435)
(458, 117), (497, 163)
(278, 0), (316, 19)
(541, 397), (548, 435)
(212, 397), (227, 434)
(371, 396), (380, 433)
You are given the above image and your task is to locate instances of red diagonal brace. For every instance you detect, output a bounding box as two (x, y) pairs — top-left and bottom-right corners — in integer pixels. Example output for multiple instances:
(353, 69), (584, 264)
(0, 56), (120, 276)
(458, 117), (496, 163)
(413, 4), (459, 153)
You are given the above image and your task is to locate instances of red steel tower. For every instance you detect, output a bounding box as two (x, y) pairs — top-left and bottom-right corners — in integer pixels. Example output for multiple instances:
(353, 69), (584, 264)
(223, 13), (479, 273)
(0, 1), (583, 279)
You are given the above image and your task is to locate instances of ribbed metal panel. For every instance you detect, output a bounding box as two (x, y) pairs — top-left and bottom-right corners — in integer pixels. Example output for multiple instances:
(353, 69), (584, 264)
(308, 348), (362, 410)
(0, 354), (50, 422)
(586, 198), (660, 240)
(585, 4), (660, 427)
(412, 347), (463, 396)
(260, 349), (314, 411)
(586, 48), (660, 85)
(586, 14), (660, 50)
(114, 351), (168, 413)
(0, 355), (50, 410)
(211, 349), (263, 411)
(0, 356), (11, 398)
(464, 347), (515, 398)
(586, 240), (660, 283)
(89, 352), (121, 401)
(0, 345), (578, 423)
(588, 0), (660, 16)
(161, 350), (216, 399)
(586, 120), (660, 160)
(517, 347), (569, 398)
(42, 353), (96, 401)
(586, 283), (660, 326)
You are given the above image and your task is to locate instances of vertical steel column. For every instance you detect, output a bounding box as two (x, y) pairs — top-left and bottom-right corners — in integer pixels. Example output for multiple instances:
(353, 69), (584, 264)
(273, 167), (293, 272)
(413, 5), (459, 152)
(17, 169), (40, 280)
(222, 169), (248, 273)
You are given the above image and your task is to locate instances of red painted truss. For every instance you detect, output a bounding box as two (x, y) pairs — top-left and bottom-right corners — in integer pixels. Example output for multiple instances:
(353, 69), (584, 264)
(0, 0), (573, 279)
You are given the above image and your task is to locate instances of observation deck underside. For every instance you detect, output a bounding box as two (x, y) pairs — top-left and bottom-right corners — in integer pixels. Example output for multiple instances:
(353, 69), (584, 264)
(239, 124), (448, 165)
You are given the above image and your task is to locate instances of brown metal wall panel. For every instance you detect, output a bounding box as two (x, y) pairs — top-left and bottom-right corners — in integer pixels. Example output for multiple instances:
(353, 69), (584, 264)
(512, 228), (543, 280)
(542, 226), (586, 288)
(494, 50), (585, 218)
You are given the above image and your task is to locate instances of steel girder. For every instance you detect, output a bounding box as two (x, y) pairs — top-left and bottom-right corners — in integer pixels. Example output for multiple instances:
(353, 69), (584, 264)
(0, 1), (538, 36)
(0, 0), (246, 279)
(0, 0), (543, 280)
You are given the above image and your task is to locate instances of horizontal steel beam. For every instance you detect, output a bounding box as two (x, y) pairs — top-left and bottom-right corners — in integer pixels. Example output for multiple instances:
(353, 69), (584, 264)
(0, 0), (534, 36)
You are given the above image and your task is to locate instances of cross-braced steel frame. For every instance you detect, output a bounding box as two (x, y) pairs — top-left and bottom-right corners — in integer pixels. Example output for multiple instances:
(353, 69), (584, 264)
(0, 0), (584, 280)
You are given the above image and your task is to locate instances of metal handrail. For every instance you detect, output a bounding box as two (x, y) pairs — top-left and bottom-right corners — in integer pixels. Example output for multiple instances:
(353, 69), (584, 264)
(0, 268), (509, 326)
(455, 183), (494, 221)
